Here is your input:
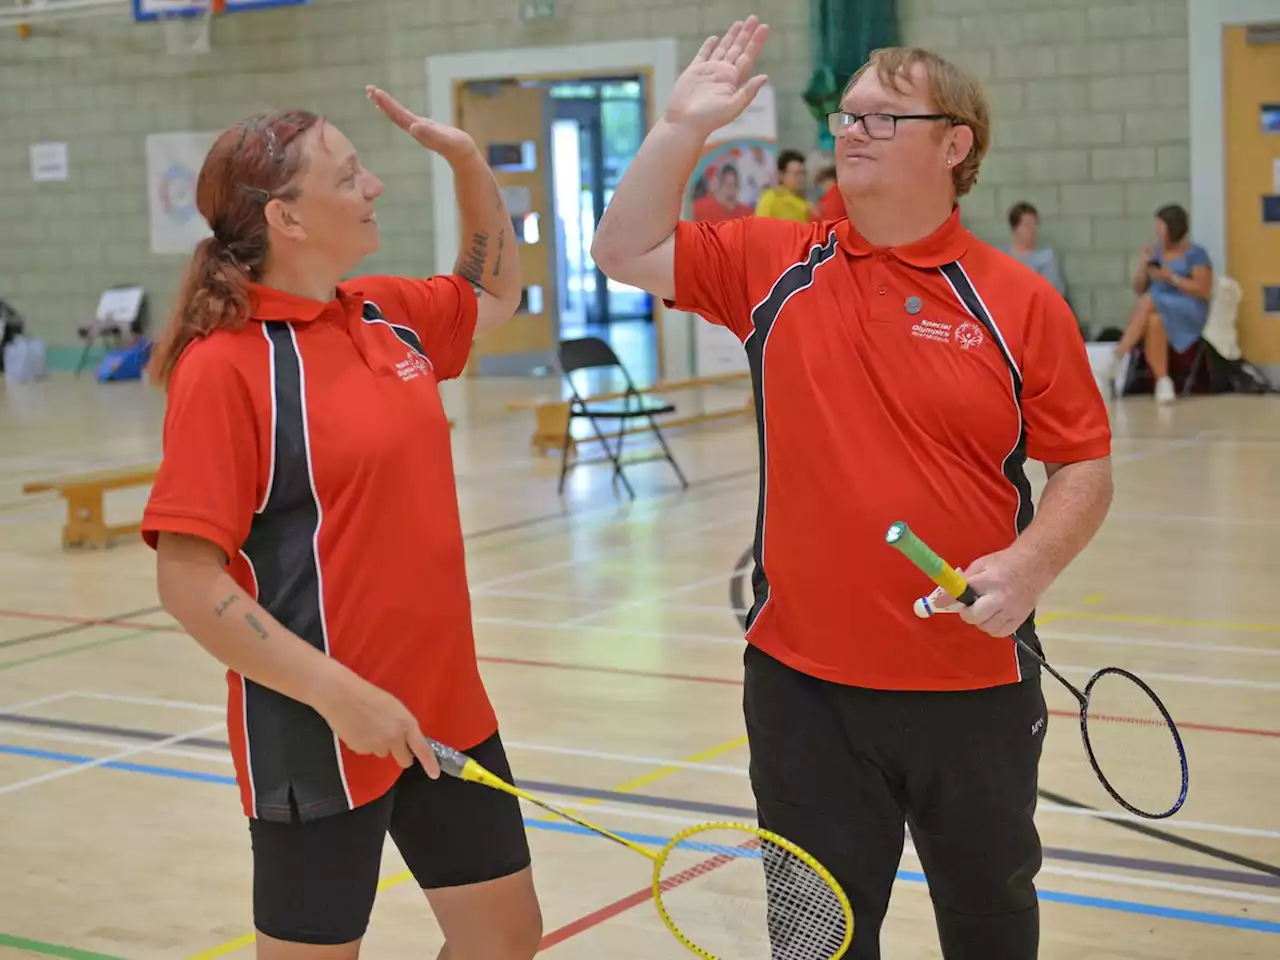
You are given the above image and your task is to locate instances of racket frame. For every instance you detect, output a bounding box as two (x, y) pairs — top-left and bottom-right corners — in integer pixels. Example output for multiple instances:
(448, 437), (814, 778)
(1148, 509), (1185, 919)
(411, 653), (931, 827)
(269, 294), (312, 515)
(1081, 665), (1190, 819)
(426, 739), (856, 959)
(885, 521), (1189, 820)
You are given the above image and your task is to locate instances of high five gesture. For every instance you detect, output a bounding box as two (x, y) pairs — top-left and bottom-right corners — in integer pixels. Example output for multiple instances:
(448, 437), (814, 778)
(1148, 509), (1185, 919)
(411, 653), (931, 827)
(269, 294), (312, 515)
(666, 17), (771, 135)
(592, 16), (772, 301)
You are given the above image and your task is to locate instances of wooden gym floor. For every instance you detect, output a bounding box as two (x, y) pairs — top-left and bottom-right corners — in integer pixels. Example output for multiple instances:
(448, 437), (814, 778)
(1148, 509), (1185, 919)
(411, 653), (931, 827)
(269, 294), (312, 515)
(0, 373), (1277, 959)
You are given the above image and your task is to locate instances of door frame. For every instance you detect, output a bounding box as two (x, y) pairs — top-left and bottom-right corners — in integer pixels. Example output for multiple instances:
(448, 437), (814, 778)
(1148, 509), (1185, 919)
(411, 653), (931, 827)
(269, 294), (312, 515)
(1189, 0), (1280, 274)
(425, 39), (687, 379)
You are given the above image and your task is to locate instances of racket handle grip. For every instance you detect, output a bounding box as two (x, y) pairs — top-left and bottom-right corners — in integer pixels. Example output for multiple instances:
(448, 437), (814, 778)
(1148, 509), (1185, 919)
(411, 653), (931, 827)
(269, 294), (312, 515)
(426, 738), (471, 779)
(885, 521), (979, 605)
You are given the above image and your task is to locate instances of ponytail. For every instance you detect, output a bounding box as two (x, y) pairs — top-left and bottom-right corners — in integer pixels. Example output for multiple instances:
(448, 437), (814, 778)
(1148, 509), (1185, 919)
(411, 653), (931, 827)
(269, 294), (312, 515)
(147, 108), (322, 389)
(149, 237), (254, 388)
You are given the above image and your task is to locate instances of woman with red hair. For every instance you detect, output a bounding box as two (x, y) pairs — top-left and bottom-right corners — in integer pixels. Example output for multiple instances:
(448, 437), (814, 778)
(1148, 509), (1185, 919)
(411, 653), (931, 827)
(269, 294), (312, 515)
(142, 89), (541, 958)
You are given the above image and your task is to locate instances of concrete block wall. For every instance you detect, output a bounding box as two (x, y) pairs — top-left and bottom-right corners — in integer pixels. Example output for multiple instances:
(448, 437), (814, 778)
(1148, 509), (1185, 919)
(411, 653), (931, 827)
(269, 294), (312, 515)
(0, 0), (814, 354)
(898, 0), (1191, 333)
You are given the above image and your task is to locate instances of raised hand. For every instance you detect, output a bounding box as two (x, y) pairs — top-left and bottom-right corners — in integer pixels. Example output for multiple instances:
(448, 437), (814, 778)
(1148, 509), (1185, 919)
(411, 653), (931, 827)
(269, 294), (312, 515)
(366, 84), (477, 165)
(665, 16), (770, 136)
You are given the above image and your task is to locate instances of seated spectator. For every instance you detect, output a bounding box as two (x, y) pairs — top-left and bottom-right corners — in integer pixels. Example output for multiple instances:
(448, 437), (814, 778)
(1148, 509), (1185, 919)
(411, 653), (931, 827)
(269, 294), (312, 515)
(1004, 201), (1066, 297)
(692, 163), (753, 222)
(755, 149), (813, 223)
(1111, 203), (1213, 403)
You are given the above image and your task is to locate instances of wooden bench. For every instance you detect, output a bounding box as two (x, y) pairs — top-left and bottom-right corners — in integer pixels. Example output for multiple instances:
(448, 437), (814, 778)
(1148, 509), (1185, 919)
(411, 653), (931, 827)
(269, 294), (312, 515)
(507, 372), (753, 454)
(23, 463), (159, 549)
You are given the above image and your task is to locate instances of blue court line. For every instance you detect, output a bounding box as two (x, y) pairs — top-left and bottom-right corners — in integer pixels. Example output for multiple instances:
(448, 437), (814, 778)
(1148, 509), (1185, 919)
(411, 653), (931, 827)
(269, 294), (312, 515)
(5, 743), (1280, 936)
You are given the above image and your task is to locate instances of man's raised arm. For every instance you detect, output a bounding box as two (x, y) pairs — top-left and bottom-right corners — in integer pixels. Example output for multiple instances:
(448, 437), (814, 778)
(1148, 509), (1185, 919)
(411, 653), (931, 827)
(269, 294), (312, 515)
(590, 17), (770, 301)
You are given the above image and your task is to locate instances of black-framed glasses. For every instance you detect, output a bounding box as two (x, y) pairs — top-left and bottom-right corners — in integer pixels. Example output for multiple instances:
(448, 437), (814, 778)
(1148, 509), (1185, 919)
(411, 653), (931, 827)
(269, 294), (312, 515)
(827, 111), (957, 140)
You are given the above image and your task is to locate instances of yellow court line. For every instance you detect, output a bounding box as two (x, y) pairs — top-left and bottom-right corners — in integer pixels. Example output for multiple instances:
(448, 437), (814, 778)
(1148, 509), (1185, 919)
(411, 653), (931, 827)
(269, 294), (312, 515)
(1081, 593), (1107, 606)
(576, 734), (748, 801)
(186, 734), (750, 958)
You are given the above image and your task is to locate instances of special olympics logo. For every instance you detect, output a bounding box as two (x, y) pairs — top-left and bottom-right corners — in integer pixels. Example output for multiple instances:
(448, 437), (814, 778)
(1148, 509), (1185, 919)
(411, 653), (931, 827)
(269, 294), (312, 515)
(955, 321), (985, 350)
(156, 163), (199, 224)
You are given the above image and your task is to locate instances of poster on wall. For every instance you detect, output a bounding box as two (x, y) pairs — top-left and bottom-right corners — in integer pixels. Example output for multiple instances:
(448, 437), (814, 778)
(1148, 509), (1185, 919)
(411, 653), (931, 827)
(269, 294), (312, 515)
(685, 83), (778, 376)
(145, 131), (217, 255)
(29, 142), (69, 182)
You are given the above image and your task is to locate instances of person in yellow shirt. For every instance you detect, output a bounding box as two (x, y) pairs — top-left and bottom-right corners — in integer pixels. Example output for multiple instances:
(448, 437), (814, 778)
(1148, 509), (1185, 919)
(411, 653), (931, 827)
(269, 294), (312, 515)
(755, 149), (814, 223)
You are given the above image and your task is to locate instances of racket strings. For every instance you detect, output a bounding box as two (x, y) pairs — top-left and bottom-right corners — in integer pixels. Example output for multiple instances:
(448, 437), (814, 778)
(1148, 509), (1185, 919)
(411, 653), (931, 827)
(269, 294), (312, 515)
(657, 829), (849, 959)
(1083, 670), (1186, 818)
(760, 841), (850, 959)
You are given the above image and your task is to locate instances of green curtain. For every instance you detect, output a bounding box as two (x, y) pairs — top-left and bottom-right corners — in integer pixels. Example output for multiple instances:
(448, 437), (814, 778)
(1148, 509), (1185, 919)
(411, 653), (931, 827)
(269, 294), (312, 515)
(803, 0), (901, 150)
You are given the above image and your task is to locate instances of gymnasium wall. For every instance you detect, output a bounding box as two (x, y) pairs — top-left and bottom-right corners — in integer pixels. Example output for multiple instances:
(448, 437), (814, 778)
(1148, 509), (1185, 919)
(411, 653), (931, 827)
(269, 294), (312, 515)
(0, 0), (1196, 361)
(897, 0), (1191, 334)
(0, 0), (814, 361)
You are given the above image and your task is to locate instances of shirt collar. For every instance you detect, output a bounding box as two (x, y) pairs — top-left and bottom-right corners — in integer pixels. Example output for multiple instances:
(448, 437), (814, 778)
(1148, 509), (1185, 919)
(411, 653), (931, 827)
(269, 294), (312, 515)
(835, 206), (971, 268)
(248, 281), (364, 323)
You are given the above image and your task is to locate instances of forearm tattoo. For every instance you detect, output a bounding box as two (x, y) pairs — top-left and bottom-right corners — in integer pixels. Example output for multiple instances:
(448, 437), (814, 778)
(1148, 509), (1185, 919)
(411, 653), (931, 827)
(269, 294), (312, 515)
(244, 612), (269, 640)
(457, 230), (490, 295)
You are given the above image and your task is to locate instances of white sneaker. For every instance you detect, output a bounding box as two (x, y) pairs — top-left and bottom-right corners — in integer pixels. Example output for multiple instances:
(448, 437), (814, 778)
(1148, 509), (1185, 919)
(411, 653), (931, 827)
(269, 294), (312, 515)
(1154, 376), (1176, 404)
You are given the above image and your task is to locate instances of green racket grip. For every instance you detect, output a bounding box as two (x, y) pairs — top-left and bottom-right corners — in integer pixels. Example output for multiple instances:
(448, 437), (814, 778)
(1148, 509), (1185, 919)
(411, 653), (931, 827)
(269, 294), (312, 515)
(885, 521), (978, 605)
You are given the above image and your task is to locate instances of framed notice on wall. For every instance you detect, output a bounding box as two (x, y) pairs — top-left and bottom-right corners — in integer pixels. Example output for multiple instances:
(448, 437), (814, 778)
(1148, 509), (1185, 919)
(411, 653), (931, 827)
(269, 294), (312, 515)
(145, 131), (217, 255)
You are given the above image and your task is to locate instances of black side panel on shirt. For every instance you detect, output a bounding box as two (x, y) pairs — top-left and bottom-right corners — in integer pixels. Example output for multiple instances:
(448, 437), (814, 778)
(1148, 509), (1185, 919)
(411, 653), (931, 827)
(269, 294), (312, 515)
(742, 231), (840, 634)
(241, 321), (350, 823)
(938, 262), (1042, 675)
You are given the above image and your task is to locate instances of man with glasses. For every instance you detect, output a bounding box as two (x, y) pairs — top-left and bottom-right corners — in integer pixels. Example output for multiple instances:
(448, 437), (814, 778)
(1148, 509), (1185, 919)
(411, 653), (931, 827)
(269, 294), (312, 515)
(592, 19), (1113, 960)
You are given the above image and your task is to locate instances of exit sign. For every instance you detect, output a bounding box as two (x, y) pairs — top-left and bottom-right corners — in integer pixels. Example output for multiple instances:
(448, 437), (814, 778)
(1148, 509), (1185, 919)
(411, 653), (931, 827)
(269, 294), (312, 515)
(518, 0), (566, 21)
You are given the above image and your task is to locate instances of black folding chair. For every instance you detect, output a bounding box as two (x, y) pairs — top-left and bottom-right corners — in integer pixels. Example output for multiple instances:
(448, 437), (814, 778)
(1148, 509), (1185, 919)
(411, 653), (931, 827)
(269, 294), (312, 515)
(556, 336), (689, 499)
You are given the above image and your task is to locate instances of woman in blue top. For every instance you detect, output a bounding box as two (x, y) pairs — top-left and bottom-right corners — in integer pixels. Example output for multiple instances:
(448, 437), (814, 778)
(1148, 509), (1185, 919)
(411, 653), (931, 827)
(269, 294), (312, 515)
(1112, 204), (1214, 403)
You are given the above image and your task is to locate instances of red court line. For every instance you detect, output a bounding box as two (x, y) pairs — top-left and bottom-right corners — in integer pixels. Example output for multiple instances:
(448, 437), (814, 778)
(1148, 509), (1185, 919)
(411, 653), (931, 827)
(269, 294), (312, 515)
(539, 885), (654, 951)
(3, 607), (1278, 740)
(539, 846), (742, 951)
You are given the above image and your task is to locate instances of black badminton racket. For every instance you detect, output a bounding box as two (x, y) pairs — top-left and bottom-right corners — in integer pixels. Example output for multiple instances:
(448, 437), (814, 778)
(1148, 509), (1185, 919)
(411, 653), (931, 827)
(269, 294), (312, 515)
(886, 521), (1189, 820)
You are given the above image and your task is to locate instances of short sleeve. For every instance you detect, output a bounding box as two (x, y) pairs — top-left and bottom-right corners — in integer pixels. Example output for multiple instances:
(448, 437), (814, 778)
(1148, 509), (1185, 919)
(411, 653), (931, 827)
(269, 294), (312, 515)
(142, 342), (260, 563)
(663, 218), (759, 341)
(1021, 289), (1112, 464)
(357, 275), (478, 380)
(1187, 245), (1212, 270)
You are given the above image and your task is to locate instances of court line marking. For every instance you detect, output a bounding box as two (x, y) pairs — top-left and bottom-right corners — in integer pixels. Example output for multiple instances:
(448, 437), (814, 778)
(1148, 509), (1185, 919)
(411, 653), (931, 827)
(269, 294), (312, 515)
(529, 820), (1280, 939)
(554, 569), (748, 628)
(0, 629), (154, 672)
(5, 736), (1278, 888)
(469, 512), (746, 592)
(0, 722), (224, 796)
(3, 724), (1277, 841)
(1041, 628), (1280, 657)
(504, 740), (747, 775)
(518, 800), (1280, 906)
(183, 733), (752, 960)
(36, 680), (1280, 761)
(4, 737), (1272, 896)
(475, 615), (743, 646)
(0, 726), (235, 765)
(66, 690), (224, 714)
(15, 742), (1280, 921)
(0, 690), (76, 714)
(1052, 610), (1280, 633)
(0, 931), (127, 960)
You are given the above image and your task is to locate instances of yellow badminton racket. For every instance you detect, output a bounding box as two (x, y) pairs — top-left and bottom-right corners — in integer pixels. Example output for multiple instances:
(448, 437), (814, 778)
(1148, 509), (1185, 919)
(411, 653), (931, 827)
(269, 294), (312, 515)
(427, 738), (854, 959)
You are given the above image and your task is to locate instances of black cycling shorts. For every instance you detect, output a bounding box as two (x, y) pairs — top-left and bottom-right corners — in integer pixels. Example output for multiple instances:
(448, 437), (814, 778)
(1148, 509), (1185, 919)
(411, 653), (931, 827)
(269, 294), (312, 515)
(248, 730), (531, 945)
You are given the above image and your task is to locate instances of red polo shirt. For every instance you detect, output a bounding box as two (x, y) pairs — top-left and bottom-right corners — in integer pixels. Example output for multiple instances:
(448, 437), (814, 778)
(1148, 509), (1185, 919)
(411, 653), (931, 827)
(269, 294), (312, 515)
(142, 274), (496, 822)
(669, 209), (1110, 691)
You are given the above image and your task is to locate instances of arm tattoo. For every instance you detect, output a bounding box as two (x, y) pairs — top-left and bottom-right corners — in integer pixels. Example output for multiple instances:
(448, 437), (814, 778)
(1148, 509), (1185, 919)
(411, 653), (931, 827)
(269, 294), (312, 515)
(214, 595), (239, 617)
(456, 230), (490, 295)
(244, 612), (269, 640)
